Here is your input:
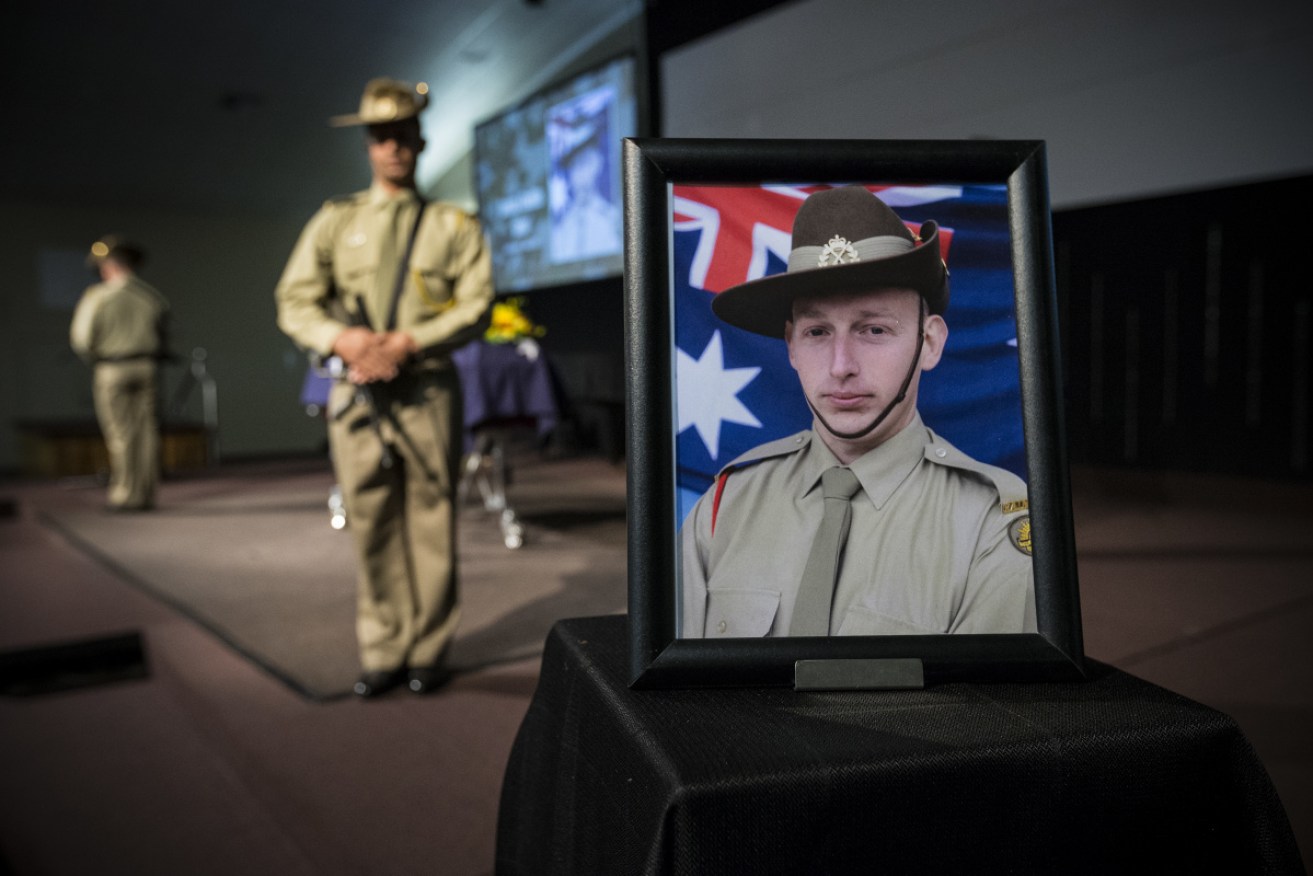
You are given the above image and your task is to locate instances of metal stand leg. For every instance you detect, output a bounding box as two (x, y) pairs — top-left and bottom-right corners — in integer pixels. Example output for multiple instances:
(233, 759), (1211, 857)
(458, 430), (524, 549)
(328, 484), (347, 530)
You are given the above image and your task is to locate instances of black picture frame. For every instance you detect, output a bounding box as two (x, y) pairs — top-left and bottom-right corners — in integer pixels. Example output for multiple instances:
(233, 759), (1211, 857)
(623, 137), (1084, 689)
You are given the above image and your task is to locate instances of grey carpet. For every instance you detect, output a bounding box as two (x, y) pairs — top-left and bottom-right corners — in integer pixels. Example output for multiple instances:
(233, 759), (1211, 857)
(33, 454), (628, 700)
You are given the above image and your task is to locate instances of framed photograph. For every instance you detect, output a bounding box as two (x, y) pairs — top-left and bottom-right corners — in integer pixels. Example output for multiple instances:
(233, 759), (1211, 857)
(624, 138), (1084, 689)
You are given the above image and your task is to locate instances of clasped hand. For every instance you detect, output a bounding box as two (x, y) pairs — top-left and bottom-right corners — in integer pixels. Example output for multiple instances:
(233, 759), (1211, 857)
(332, 327), (418, 384)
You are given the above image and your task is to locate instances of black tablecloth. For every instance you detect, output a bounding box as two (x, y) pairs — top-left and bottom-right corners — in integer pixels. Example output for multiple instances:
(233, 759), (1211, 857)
(496, 616), (1303, 875)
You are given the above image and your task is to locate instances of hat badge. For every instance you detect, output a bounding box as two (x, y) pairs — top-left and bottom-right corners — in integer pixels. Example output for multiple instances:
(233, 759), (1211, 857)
(818, 235), (859, 268)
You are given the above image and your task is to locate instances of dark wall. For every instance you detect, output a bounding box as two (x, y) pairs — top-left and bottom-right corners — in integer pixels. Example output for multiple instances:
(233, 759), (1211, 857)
(639, 0), (795, 135)
(1053, 174), (1312, 480)
(523, 279), (627, 460)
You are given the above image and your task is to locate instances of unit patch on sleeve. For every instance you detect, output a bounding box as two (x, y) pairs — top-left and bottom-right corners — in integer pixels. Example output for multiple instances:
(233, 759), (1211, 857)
(1008, 515), (1033, 555)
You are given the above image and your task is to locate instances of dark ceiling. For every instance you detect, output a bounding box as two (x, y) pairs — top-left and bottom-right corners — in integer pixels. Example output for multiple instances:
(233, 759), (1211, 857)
(6, 0), (646, 215)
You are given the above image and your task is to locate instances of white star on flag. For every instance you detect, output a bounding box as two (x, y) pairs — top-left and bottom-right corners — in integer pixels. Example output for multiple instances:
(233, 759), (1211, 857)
(677, 330), (762, 458)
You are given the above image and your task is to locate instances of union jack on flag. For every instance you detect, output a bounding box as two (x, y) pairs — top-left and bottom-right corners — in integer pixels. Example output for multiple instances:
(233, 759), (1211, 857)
(672, 182), (1026, 524)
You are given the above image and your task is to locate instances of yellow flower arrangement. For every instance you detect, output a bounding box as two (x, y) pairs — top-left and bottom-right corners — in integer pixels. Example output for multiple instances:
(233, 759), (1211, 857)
(485, 296), (546, 344)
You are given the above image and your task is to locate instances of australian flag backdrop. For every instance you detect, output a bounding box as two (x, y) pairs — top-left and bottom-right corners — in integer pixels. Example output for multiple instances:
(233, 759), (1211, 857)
(673, 182), (1026, 525)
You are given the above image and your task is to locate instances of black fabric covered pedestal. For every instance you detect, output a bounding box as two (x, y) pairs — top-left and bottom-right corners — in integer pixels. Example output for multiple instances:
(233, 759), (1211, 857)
(496, 615), (1302, 876)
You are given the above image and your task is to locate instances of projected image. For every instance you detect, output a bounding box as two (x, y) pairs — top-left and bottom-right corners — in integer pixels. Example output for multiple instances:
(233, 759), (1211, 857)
(548, 87), (621, 264)
(475, 55), (637, 293)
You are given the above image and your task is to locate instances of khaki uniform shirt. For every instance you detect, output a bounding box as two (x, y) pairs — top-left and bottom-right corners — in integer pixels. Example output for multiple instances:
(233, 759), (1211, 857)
(681, 414), (1036, 638)
(275, 185), (493, 358)
(70, 275), (169, 362)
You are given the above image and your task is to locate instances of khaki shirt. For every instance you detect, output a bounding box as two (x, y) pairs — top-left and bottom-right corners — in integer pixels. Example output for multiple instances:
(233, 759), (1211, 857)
(69, 275), (169, 363)
(275, 185), (494, 358)
(681, 414), (1036, 638)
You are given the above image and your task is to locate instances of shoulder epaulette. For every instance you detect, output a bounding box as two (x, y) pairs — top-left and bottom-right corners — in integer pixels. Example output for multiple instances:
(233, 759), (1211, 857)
(922, 429), (1028, 514)
(428, 201), (477, 231)
(710, 431), (810, 534)
(720, 431), (810, 474)
(323, 190), (369, 209)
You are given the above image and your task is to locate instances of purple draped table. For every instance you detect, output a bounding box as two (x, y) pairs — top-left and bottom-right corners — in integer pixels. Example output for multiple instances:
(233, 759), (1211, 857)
(299, 338), (560, 451)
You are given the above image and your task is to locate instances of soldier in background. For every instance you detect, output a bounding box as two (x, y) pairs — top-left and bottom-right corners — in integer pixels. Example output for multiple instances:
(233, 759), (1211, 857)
(275, 78), (494, 697)
(70, 236), (170, 512)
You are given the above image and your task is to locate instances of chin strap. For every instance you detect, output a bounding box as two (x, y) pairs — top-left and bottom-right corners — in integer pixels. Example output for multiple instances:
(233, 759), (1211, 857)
(713, 299), (929, 537)
(809, 297), (926, 442)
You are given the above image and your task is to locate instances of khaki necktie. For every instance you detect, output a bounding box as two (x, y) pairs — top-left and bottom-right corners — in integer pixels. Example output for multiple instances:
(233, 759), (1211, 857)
(789, 466), (862, 636)
(370, 197), (407, 329)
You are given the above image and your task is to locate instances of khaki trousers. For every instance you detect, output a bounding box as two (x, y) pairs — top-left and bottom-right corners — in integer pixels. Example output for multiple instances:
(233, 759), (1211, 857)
(328, 367), (463, 672)
(93, 359), (160, 510)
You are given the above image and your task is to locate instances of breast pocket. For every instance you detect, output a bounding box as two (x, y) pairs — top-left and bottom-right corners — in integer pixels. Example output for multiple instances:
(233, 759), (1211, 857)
(333, 228), (376, 292)
(703, 589), (780, 638)
(409, 266), (453, 314)
(406, 233), (456, 317)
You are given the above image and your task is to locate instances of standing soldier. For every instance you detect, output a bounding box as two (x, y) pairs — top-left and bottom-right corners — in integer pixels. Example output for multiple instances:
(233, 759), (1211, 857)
(71, 236), (170, 512)
(275, 78), (494, 697)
